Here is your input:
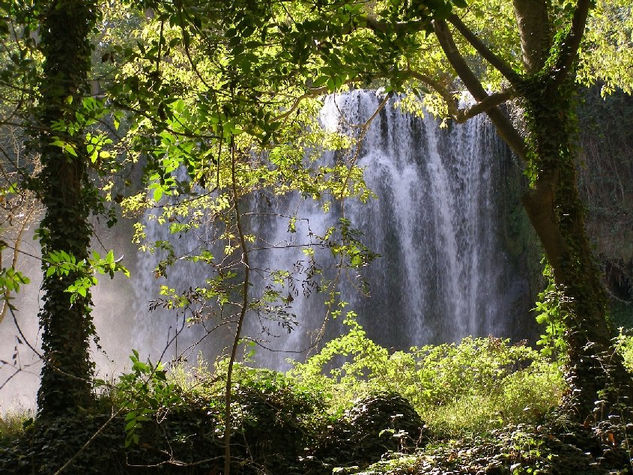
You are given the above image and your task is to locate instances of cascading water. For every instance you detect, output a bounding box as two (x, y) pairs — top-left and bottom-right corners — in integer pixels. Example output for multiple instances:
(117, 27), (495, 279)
(226, 90), (534, 367)
(239, 91), (531, 366)
(130, 90), (535, 369)
(332, 90), (528, 348)
(0, 89), (536, 412)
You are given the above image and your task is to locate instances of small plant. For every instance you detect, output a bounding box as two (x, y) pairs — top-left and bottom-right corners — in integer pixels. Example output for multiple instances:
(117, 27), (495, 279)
(614, 329), (633, 373)
(533, 263), (567, 360)
(115, 350), (181, 447)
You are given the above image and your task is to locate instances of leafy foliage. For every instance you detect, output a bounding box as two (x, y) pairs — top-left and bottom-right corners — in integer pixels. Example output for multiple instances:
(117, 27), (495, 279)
(0, 1), (632, 468)
(290, 316), (565, 436)
(534, 263), (568, 359)
(9, 327), (633, 473)
(0, 267), (29, 296)
(614, 330), (633, 374)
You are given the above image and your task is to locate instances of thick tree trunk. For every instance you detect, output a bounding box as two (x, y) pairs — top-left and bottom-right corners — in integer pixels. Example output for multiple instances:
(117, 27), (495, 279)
(512, 0), (551, 73)
(521, 82), (632, 419)
(36, 0), (97, 418)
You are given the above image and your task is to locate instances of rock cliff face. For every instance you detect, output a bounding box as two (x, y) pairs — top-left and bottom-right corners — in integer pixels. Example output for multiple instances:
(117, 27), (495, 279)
(578, 89), (633, 325)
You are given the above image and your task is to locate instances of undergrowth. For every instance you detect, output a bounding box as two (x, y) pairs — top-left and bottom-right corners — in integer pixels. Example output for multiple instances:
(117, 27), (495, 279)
(4, 318), (633, 473)
(0, 411), (32, 445)
(288, 313), (565, 437)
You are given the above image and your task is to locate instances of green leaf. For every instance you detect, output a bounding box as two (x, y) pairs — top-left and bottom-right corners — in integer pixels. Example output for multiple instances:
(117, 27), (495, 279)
(153, 187), (164, 202)
(64, 143), (78, 157)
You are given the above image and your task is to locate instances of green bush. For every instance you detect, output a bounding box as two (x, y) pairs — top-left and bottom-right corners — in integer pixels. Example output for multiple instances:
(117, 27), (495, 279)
(0, 411), (32, 446)
(615, 329), (633, 372)
(289, 314), (565, 436)
(1, 325), (568, 472)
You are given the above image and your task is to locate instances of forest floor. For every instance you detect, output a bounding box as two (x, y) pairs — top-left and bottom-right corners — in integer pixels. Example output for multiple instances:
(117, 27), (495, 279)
(352, 420), (632, 474)
(2, 397), (633, 474)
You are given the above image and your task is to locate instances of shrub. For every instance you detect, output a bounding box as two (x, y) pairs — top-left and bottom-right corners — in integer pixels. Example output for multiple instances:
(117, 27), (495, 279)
(289, 314), (565, 437)
(0, 411), (31, 446)
(614, 329), (633, 372)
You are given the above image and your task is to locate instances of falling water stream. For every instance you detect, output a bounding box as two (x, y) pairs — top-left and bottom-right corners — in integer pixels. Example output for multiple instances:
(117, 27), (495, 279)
(131, 90), (535, 369)
(0, 90), (536, 411)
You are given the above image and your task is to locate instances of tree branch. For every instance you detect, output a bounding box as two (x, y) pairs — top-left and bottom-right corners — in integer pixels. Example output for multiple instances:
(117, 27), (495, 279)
(512, 0), (551, 73)
(404, 69), (460, 115)
(552, 0), (591, 85)
(433, 19), (527, 161)
(455, 89), (515, 123)
(405, 69), (515, 124)
(448, 14), (521, 85)
(362, 15), (427, 35)
(223, 137), (251, 475)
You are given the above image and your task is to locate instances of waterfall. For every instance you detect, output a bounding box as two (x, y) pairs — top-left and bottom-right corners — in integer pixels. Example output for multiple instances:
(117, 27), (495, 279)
(187, 89), (532, 368)
(330, 91), (520, 348)
(0, 89), (535, 411)
(114, 89), (536, 370)
(236, 91), (531, 367)
(129, 90), (535, 369)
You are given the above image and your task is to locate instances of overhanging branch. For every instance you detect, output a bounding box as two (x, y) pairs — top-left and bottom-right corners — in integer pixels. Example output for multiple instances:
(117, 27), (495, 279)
(433, 19), (527, 161)
(448, 14), (521, 86)
(404, 69), (459, 114)
(455, 90), (515, 122)
(406, 69), (515, 125)
(405, 69), (515, 121)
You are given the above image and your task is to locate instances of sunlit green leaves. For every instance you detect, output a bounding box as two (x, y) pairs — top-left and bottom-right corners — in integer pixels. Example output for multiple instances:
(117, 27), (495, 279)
(118, 349), (177, 447)
(43, 249), (129, 303)
(578, 0), (633, 94)
(0, 267), (30, 295)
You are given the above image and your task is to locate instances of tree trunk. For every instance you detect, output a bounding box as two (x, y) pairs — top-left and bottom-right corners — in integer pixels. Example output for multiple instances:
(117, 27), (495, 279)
(36, 0), (97, 418)
(521, 79), (632, 419)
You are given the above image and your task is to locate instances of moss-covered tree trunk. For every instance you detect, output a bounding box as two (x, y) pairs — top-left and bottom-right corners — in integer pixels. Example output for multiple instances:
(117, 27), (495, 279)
(434, 0), (633, 420)
(521, 79), (632, 418)
(36, 0), (97, 418)
(512, 0), (631, 419)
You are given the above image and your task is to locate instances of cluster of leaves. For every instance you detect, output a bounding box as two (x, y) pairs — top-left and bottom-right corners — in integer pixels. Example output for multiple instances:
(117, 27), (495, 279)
(96, 354), (331, 473)
(0, 410), (128, 474)
(43, 249), (129, 303)
(0, 266), (29, 297)
(110, 349), (179, 447)
(614, 330), (633, 373)
(290, 314), (565, 436)
(534, 262), (568, 359)
(91, 327), (564, 465)
(360, 421), (633, 474)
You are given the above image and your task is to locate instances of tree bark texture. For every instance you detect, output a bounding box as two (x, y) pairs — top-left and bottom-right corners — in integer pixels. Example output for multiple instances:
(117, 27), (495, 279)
(512, 0), (551, 73)
(36, 0), (97, 418)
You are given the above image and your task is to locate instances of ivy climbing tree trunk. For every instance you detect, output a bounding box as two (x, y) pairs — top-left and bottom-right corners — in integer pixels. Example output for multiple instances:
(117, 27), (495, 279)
(520, 80), (632, 418)
(430, 0), (632, 420)
(36, 0), (98, 418)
